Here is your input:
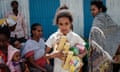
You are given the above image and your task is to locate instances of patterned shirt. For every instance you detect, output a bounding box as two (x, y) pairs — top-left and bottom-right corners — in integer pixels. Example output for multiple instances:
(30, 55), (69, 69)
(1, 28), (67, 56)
(6, 11), (28, 39)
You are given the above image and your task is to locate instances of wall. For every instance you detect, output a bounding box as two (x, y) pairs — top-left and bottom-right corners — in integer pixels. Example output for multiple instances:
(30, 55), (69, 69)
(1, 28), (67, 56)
(29, 0), (60, 39)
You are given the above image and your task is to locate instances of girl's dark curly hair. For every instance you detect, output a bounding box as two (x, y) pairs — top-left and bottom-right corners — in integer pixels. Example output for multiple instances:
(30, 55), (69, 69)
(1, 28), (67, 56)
(0, 26), (10, 39)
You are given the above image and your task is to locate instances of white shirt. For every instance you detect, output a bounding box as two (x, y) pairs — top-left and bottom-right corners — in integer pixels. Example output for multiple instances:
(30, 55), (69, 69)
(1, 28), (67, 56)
(45, 30), (85, 72)
(6, 11), (28, 39)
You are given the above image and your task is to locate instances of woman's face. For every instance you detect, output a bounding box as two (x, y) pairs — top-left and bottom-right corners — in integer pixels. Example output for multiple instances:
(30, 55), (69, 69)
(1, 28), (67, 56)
(12, 3), (18, 9)
(14, 41), (21, 49)
(13, 52), (20, 62)
(91, 5), (101, 17)
(0, 34), (8, 48)
(57, 17), (71, 35)
(32, 26), (42, 38)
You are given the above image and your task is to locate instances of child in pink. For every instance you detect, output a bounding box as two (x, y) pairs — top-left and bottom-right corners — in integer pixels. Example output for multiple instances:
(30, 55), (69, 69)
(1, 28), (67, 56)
(7, 46), (21, 72)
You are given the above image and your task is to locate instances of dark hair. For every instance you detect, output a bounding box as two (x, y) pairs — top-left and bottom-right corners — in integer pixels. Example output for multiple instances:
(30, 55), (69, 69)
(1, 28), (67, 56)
(31, 23), (41, 37)
(55, 5), (73, 24)
(91, 1), (107, 12)
(59, 5), (69, 10)
(9, 38), (18, 46)
(11, 0), (18, 7)
(0, 26), (10, 39)
(115, 45), (120, 55)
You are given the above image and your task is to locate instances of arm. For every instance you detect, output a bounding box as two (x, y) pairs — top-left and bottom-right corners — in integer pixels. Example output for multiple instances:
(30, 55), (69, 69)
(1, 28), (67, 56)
(76, 35), (87, 59)
(78, 48), (87, 59)
(22, 16), (28, 39)
(45, 34), (65, 60)
(27, 55), (47, 72)
(45, 47), (56, 59)
(0, 64), (9, 69)
(45, 47), (64, 60)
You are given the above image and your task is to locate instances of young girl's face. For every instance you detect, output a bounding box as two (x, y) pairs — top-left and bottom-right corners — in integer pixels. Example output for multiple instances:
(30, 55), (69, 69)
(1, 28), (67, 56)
(57, 17), (72, 35)
(13, 52), (20, 62)
(91, 5), (102, 17)
(32, 26), (42, 38)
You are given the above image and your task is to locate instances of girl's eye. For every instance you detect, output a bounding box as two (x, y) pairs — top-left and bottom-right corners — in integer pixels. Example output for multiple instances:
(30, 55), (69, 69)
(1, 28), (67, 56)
(59, 23), (63, 26)
(65, 22), (69, 25)
(37, 30), (40, 32)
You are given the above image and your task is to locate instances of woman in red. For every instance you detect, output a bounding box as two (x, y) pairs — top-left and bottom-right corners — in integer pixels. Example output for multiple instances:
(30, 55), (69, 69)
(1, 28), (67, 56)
(0, 25), (11, 72)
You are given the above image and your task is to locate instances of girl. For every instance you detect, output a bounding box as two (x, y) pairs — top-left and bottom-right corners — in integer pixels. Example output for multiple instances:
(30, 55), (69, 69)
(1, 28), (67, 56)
(7, 46), (21, 72)
(45, 5), (87, 72)
(22, 23), (53, 72)
(7, 44), (29, 72)
(0, 26), (11, 72)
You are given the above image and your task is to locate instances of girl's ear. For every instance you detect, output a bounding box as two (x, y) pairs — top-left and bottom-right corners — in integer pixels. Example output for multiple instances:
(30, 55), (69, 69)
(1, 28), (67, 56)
(71, 24), (73, 31)
(100, 8), (102, 12)
(32, 30), (35, 35)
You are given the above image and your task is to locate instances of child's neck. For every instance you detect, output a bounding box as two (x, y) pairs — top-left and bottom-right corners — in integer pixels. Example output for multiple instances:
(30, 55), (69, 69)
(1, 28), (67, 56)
(63, 33), (67, 36)
(32, 36), (40, 42)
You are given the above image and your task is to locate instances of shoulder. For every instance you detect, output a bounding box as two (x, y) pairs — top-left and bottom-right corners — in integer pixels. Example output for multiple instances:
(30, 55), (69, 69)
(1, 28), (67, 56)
(48, 32), (59, 39)
(18, 12), (24, 19)
(94, 13), (105, 21)
(8, 45), (15, 49)
(70, 32), (81, 38)
(5, 11), (12, 17)
(94, 13), (110, 21)
(70, 32), (85, 45)
(25, 39), (34, 46)
(39, 38), (45, 44)
(6, 11), (12, 14)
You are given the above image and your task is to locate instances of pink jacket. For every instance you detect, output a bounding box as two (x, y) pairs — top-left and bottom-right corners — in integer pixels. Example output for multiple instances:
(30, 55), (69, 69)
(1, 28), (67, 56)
(7, 46), (21, 72)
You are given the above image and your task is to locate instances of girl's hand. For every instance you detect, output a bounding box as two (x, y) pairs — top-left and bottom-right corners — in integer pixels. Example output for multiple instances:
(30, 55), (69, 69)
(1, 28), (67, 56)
(41, 68), (47, 72)
(54, 52), (63, 58)
(54, 52), (67, 60)
(24, 69), (30, 72)
(24, 65), (30, 72)
(113, 55), (120, 63)
(78, 48), (87, 59)
(24, 64), (30, 72)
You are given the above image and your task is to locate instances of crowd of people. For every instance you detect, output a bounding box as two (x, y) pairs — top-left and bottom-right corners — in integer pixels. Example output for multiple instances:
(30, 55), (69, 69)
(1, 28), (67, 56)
(0, 0), (119, 72)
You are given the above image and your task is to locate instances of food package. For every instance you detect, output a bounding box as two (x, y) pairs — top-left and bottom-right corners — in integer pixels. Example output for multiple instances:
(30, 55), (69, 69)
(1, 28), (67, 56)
(63, 51), (73, 70)
(57, 36), (67, 51)
(69, 56), (83, 72)
(0, 18), (6, 25)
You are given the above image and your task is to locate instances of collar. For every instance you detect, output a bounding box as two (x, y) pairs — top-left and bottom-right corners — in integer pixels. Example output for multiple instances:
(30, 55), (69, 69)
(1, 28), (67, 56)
(57, 29), (73, 37)
(12, 61), (20, 66)
(10, 11), (21, 17)
(56, 29), (73, 42)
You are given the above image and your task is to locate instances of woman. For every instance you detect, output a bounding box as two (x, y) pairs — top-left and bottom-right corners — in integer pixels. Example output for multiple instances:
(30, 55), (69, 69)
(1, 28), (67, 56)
(90, 1), (119, 57)
(6, 1), (28, 43)
(22, 23), (53, 72)
(0, 25), (12, 72)
(89, 1), (119, 72)
(45, 6), (87, 72)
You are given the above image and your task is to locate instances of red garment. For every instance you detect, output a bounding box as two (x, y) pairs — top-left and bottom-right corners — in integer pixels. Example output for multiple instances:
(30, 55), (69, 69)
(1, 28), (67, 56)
(0, 44), (9, 72)
(0, 50), (7, 72)
(0, 50), (7, 63)
(36, 56), (47, 67)
(25, 51), (47, 67)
